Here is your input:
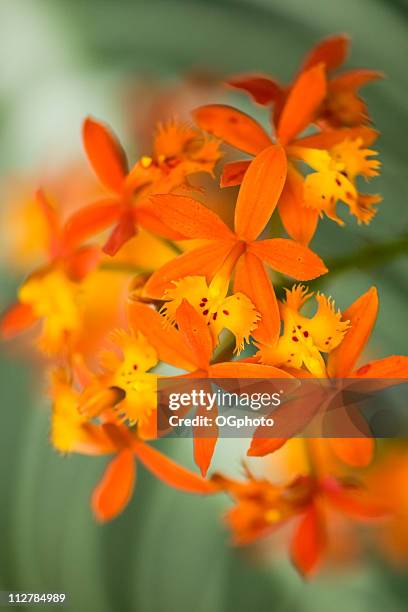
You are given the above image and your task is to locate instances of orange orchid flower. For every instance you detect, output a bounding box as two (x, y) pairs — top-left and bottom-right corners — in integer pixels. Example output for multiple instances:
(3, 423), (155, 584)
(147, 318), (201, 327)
(50, 371), (215, 522)
(0, 161), (104, 271)
(63, 117), (221, 255)
(142, 146), (327, 345)
(364, 448), (408, 564)
(1, 189), (100, 352)
(159, 261), (261, 355)
(50, 368), (118, 455)
(213, 462), (389, 577)
(228, 33), (383, 129)
(127, 120), (222, 192)
(78, 329), (159, 439)
(91, 432), (217, 522)
(68, 296), (290, 479)
(194, 64), (381, 243)
(249, 285), (408, 466)
(257, 284), (350, 378)
(126, 299), (292, 476)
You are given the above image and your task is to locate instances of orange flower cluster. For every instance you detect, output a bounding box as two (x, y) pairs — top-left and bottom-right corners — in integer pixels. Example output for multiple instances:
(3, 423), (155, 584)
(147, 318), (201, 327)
(2, 34), (408, 577)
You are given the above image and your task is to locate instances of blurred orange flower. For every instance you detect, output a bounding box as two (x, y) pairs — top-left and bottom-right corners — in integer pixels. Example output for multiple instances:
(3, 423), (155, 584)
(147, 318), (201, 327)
(228, 33), (383, 128)
(63, 117), (222, 255)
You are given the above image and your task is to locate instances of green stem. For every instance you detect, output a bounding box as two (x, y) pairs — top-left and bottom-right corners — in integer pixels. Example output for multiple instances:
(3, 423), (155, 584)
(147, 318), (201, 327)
(320, 234), (408, 280)
(157, 236), (183, 255)
(276, 234), (408, 298)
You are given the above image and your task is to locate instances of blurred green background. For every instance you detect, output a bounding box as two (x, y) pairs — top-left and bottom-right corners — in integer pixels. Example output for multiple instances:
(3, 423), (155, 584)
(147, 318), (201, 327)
(1, 1), (408, 610)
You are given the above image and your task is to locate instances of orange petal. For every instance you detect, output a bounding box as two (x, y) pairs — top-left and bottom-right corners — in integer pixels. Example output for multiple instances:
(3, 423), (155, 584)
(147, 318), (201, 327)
(353, 355), (408, 379)
(83, 117), (128, 192)
(79, 387), (125, 419)
(193, 402), (218, 477)
(208, 362), (293, 378)
(138, 409), (158, 441)
(91, 448), (135, 522)
(145, 195), (235, 240)
(175, 299), (213, 371)
(234, 252), (280, 345)
(290, 505), (325, 577)
(327, 287), (378, 378)
(220, 160), (251, 188)
(249, 238), (327, 280)
(248, 387), (325, 457)
(103, 213), (136, 256)
(227, 74), (284, 105)
(194, 436), (218, 478)
(278, 166), (318, 245)
(277, 64), (327, 145)
(328, 438), (374, 467)
(330, 69), (384, 92)
(101, 422), (133, 449)
(63, 199), (121, 249)
(193, 104), (272, 155)
(300, 34), (349, 73)
(247, 437), (288, 456)
(133, 440), (216, 493)
(1, 302), (37, 339)
(234, 145), (287, 241)
(64, 246), (100, 281)
(72, 352), (95, 386)
(294, 126), (378, 149)
(127, 301), (198, 371)
(36, 188), (60, 252)
(72, 423), (119, 456)
(324, 479), (389, 520)
(144, 240), (235, 299)
(136, 202), (190, 241)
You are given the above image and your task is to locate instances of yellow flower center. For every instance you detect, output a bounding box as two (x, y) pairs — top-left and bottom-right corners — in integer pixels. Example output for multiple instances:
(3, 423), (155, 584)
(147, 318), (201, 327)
(161, 271), (259, 355)
(288, 139), (380, 225)
(330, 138), (380, 181)
(99, 330), (158, 426)
(259, 285), (350, 377)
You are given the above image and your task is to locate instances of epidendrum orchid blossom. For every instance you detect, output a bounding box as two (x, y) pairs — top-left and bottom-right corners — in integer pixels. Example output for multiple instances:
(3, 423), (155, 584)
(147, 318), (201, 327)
(1, 190), (100, 353)
(50, 369), (216, 522)
(249, 285), (408, 466)
(257, 284), (351, 377)
(228, 33), (383, 128)
(142, 146), (327, 344)
(195, 61), (381, 243)
(160, 275), (260, 355)
(63, 118), (221, 255)
(0, 161), (104, 270)
(212, 439), (390, 577)
(52, 301), (290, 498)
(2, 33), (408, 579)
(126, 299), (292, 476)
